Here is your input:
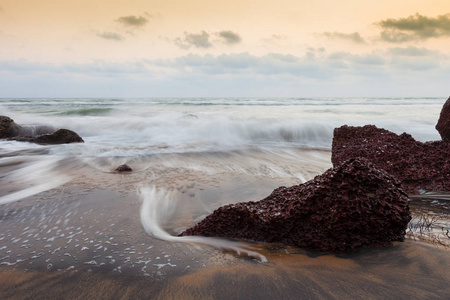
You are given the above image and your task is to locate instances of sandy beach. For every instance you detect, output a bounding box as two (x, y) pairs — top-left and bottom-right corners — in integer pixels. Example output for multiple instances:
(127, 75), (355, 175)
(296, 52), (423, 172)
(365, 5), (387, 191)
(1, 150), (449, 299)
(2, 0), (450, 296)
(1, 241), (449, 299)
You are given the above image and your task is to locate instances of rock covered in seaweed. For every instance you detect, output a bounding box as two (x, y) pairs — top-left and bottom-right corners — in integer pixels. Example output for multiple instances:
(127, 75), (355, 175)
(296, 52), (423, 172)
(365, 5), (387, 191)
(180, 158), (411, 252)
(436, 96), (450, 140)
(332, 125), (450, 194)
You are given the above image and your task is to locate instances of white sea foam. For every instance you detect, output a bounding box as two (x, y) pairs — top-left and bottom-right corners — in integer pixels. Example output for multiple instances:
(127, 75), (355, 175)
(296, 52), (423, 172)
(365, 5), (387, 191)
(139, 186), (268, 262)
(0, 156), (69, 205)
(3, 97), (442, 159)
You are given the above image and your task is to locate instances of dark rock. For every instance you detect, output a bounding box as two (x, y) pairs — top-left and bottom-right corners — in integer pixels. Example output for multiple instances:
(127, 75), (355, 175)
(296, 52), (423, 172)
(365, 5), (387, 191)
(0, 116), (23, 138)
(436, 96), (450, 140)
(115, 164), (132, 172)
(2, 115), (83, 145)
(332, 125), (450, 194)
(180, 158), (411, 252)
(11, 129), (84, 144)
(34, 129), (84, 144)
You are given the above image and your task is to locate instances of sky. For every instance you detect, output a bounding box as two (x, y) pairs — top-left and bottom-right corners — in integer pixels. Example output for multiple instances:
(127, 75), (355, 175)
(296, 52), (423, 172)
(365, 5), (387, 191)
(0, 0), (450, 98)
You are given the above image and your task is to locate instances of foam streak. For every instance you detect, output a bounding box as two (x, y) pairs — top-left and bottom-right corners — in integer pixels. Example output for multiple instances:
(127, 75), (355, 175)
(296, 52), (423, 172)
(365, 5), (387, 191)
(139, 186), (268, 262)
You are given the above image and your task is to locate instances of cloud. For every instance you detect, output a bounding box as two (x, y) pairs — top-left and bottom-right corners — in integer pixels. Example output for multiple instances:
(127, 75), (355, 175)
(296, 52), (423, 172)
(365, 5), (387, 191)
(0, 60), (149, 76)
(1, 48), (447, 81)
(175, 31), (212, 49)
(262, 34), (287, 42)
(320, 32), (366, 44)
(96, 32), (124, 41)
(377, 13), (450, 42)
(327, 52), (386, 72)
(116, 15), (149, 27)
(270, 34), (287, 40)
(386, 46), (446, 71)
(388, 46), (439, 57)
(96, 13), (154, 40)
(260, 34), (290, 46)
(1, 49), (449, 97)
(2, 48), (447, 80)
(379, 31), (416, 43)
(154, 52), (331, 78)
(217, 30), (242, 45)
(173, 30), (242, 49)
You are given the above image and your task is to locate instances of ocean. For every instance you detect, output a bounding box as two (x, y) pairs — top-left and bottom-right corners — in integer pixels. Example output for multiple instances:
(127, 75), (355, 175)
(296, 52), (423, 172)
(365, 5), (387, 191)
(0, 97), (447, 262)
(0, 98), (442, 154)
(1, 97), (443, 199)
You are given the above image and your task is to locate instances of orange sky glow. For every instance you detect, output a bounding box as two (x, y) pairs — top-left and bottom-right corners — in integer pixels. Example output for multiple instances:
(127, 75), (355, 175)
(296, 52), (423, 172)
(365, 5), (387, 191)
(1, 0), (450, 97)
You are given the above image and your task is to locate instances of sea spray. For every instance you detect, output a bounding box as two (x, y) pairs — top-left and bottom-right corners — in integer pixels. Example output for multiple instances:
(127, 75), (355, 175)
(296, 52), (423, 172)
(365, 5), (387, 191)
(48, 115), (336, 157)
(139, 186), (268, 262)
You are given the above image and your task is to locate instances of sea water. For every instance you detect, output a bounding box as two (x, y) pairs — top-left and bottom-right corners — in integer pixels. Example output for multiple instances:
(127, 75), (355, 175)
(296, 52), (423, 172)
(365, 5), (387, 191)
(0, 97), (446, 258)
(0, 97), (442, 155)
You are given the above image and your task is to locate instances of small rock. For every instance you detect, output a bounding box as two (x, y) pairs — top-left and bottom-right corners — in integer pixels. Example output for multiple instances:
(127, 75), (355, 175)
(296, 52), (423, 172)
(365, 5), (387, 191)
(115, 164), (132, 172)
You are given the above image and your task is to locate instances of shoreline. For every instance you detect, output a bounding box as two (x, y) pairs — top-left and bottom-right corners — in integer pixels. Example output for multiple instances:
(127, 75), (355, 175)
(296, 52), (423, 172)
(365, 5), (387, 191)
(0, 149), (449, 299)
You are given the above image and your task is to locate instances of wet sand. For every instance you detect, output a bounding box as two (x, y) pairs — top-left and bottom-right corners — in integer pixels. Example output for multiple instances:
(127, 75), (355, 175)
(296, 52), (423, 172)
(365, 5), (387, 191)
(1, 240), (449, 299)
(1, 150), (449, 299)
(162, 242), (450, 300)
